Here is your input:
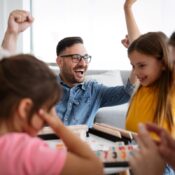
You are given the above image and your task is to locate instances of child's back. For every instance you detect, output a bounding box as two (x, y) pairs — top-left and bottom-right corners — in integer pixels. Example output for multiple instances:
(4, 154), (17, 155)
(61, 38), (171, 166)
(0, 133), (66, 174)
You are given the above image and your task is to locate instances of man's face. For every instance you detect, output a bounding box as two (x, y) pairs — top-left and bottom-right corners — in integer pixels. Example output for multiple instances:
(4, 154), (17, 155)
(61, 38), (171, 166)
(56, 43), (90, 87)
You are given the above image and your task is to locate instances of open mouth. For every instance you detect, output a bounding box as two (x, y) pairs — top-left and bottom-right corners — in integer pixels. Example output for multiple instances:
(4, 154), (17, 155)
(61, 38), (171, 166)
(75, 70), (84, 78)
(138, 76), (147, 83)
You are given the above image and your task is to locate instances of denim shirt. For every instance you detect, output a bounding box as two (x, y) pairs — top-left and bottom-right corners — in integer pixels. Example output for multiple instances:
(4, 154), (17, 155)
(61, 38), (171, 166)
(56, 75), (135, 127)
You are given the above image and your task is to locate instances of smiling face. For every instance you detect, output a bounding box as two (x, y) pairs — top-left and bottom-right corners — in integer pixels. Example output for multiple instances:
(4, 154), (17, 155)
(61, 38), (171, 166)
(56, 43), (89, 87)
(129, 50), (164, 86)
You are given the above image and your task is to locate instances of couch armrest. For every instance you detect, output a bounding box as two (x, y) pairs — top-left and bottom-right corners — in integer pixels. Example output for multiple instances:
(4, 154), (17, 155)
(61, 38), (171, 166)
(94, 103), (128, 129)
(120, 70), (130, 85)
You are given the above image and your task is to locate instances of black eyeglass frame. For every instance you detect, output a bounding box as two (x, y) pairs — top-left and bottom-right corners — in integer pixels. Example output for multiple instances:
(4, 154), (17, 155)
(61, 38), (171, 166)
(60, 54), (92, 63)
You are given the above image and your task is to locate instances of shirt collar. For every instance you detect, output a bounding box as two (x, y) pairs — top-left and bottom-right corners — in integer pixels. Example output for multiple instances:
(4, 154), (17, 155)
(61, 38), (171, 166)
(57, 74), (86, 90)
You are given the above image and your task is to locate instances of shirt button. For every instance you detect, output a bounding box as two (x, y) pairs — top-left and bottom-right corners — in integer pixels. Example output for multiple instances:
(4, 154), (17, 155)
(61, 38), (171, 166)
(64, 118), (68, 121)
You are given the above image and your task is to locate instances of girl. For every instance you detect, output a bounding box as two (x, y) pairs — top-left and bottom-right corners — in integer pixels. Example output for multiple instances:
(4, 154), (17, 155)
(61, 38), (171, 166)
(125, 31), (175, 137)
(0, 54), (103, 175)
(125, 31), (175, 175)
(123, 1), (175, 174)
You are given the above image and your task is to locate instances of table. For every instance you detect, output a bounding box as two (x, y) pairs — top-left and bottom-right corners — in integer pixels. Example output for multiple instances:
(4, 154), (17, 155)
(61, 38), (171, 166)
(38, 127), (132, 175)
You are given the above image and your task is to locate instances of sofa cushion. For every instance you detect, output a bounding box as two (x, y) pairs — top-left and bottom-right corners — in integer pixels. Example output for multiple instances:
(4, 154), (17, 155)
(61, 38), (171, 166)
(95, 104), (128, 129)
(85, 70), (128, 129)
(85, 70), (123, 86)
(50, 67), (124, 87)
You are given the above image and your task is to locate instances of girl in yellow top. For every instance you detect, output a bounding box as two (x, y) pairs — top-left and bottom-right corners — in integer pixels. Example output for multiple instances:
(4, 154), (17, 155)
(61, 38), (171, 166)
(125, 32), (175, 138)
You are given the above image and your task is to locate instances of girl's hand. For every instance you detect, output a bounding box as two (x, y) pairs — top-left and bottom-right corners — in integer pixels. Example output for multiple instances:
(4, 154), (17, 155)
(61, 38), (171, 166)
(124, 0), (137, 9)
(38, 109), (63, 135)
(121, 35), (130, 48)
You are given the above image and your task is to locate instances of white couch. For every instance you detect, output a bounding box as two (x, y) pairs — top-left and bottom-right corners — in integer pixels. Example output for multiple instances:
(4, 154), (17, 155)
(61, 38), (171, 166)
(50, 66), (130, 129)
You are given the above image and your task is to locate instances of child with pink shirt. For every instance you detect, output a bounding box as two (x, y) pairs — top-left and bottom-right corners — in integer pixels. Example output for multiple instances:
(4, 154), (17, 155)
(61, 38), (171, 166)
(0, 54), (103, 175)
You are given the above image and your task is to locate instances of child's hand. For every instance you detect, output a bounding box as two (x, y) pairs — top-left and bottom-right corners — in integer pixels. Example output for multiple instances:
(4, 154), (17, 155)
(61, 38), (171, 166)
(146, 123), (175, 169)
(129, 123), (165, 175)
(121, 35), (130, 48)
(8, 10), (34, 34)
(124, 0), (137, 9)
(38, 109), (63, 135)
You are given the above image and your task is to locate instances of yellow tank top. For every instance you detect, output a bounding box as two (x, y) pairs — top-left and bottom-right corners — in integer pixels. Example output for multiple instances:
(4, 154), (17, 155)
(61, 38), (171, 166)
(125, 86), (175, 138)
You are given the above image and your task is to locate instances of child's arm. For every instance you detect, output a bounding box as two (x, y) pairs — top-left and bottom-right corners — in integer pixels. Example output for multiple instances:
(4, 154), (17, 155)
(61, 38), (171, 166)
(124, 0), (141, 43)
(39, 109), (104, 175)
(2, 10), (34, 54)
(123, 0), (140, 85)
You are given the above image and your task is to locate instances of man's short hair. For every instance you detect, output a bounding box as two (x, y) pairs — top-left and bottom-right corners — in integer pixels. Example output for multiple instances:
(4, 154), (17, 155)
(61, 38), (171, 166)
(56, 37), (83, 56)
(169, 32), (175, 47)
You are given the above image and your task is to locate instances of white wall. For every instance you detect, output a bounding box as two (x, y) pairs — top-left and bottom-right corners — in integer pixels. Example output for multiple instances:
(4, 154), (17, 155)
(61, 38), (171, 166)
(31, 0), (175, 70)
(1, 0), (175, 70)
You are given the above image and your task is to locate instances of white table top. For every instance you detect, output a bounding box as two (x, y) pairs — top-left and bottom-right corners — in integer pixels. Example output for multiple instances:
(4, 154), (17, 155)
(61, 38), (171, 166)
(44, 132), (130, 174)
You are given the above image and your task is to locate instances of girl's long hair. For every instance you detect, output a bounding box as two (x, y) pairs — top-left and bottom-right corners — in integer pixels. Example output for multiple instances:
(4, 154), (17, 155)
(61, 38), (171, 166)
(128, 32), (174, 130)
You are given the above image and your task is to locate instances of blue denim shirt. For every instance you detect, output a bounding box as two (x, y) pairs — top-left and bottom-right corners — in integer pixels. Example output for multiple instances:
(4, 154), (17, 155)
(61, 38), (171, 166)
(56, 75), (134, 127)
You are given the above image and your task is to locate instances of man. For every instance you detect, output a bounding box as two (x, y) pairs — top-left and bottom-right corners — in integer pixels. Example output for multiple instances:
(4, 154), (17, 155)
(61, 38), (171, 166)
(1, 10), (34, 55)
(2, 10), (135, 128)
(55, 37), (136, 127)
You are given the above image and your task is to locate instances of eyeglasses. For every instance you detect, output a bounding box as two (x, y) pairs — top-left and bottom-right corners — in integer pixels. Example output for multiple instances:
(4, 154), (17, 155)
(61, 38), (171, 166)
(60, 54), (92, 63)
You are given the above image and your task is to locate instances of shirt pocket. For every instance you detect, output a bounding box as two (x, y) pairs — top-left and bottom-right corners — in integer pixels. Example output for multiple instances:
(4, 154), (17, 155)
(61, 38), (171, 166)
(75, 93), (91, 106)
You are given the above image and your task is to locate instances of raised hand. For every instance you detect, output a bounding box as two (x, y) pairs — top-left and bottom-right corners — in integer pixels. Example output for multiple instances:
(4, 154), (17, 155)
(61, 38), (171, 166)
(124, 0), (137, 9)
(7, 10), (34, 35)
(121, 35), (130, 48)
(2, 10), (34, 53)
(123, 0), (140, 43)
